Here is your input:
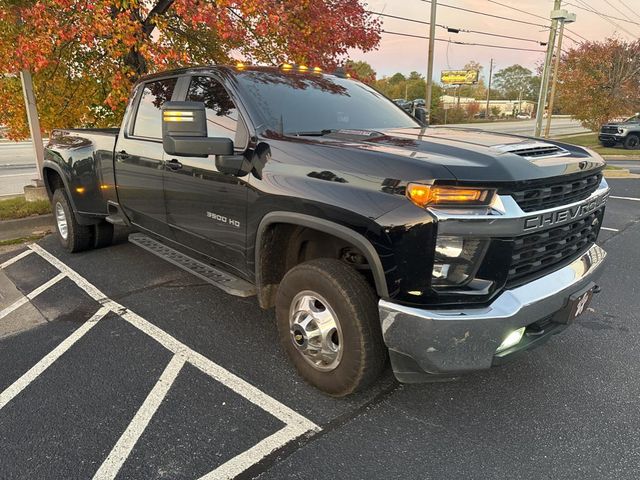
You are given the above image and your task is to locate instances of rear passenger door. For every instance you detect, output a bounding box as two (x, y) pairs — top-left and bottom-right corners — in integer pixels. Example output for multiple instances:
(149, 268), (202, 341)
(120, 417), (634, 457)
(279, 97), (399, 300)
(115, 77), (178, 238)
(163, 75), (250, 275)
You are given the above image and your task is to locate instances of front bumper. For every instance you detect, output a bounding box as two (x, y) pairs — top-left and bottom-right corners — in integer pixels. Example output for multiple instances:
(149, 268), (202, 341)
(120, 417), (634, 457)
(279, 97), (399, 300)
(379, 243), (607, 383)
(599, 133), (624, 143)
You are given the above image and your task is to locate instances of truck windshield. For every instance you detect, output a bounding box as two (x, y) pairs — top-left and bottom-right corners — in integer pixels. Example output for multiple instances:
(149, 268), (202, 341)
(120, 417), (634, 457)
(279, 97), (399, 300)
(235, 70), (421, 135)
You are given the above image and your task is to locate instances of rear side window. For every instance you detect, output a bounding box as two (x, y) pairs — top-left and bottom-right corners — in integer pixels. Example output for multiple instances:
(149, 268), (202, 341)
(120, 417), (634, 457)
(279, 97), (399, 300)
(187, 76), (248, 148)
(132, 78), (177, 139)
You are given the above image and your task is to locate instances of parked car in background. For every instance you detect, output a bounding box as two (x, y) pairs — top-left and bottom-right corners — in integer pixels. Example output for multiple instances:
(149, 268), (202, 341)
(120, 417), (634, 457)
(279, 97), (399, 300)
(392, 98), (412, 112)
(599, 114), (640, 149)
(516, 113), (531, 119)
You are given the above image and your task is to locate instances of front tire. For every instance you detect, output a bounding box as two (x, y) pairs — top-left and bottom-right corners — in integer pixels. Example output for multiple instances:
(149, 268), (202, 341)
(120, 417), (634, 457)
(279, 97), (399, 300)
(275, 258), (386, 396)
(52, 189), (93, 253)
(624, 134), (640, 150)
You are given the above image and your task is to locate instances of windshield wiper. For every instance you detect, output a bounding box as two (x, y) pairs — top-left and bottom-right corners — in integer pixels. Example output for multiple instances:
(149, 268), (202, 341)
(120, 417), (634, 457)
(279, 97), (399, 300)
(287, 129), (336, 137)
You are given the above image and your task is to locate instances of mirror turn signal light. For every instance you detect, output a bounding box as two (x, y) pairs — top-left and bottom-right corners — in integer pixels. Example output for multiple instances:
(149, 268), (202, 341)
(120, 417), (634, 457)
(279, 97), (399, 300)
(406, 184), (494, 208)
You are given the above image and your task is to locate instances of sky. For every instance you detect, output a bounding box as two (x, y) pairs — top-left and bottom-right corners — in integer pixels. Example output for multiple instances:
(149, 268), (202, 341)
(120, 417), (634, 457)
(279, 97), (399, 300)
(348, 0), (640, 80)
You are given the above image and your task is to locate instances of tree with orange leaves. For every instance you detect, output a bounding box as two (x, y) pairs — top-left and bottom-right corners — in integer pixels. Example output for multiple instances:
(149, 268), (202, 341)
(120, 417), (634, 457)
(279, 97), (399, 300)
(557, 38), (640, 131)
(0, 0), (380, 139)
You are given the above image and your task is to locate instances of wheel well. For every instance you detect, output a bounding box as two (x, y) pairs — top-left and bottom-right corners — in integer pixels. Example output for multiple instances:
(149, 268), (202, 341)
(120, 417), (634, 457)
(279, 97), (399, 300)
(257, 223), (376, 309)
(43, 168), (65, 200)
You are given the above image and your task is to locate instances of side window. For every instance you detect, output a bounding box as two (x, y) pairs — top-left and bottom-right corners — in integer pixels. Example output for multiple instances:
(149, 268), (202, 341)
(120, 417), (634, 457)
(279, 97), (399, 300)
(132, 78), (177, 139)
(187, 76), (248, 148)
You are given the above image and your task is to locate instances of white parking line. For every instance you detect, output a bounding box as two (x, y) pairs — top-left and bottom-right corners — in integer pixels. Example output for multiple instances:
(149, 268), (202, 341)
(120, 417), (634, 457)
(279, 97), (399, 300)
(601, 227), (619, 232)
(26, 243), (320, 479)
(93, 355), (186, 480)
(0, 306), (110, 410)
(0, 249), (33, 269)
(610, 195), (640, 202)
(0, 272), (65, 320)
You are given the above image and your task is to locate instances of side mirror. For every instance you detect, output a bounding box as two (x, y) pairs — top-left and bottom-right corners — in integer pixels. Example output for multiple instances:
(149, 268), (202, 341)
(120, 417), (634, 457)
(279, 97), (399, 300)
(414, 107), (428, 126)
(162, 101), (233, 156)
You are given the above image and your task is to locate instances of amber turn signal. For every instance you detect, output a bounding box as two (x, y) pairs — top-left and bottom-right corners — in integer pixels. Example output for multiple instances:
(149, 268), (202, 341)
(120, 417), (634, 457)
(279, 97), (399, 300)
(406, 184), (494, 208)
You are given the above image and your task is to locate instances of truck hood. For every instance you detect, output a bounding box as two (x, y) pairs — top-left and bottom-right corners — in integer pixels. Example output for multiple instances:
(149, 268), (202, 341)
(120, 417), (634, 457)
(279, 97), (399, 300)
(300, 126), (604, 183)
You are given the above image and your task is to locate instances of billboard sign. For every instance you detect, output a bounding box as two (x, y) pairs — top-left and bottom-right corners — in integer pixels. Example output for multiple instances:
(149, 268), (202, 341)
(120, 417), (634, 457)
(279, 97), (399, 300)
(440, 70), (479, 85)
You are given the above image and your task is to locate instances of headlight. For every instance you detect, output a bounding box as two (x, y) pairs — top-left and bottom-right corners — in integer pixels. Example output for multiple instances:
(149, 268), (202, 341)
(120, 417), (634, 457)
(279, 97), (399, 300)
(406, 184), (495, 209)
(432, 235), (488, 288)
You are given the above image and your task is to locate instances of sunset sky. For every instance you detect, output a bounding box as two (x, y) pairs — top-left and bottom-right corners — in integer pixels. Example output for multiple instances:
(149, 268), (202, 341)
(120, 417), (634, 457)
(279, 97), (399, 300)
(349, 0), (640, 79)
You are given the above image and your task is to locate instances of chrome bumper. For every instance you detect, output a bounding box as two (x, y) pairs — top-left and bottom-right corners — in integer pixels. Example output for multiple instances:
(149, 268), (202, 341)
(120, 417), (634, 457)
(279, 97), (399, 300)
(379, 243), (607, 383)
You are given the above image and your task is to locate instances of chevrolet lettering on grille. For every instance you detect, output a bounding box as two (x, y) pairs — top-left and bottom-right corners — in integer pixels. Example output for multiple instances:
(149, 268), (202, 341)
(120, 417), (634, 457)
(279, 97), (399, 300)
(523, 193), (608, 232)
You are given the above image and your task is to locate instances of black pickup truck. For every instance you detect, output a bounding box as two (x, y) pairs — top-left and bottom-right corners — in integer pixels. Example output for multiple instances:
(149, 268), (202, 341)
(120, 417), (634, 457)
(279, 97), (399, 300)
(44, 65), (609, 396)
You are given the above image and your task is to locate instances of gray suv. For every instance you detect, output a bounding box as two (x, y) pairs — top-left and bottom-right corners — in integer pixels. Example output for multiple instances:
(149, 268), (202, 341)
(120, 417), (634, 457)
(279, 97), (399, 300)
(599, 114), (640, 149)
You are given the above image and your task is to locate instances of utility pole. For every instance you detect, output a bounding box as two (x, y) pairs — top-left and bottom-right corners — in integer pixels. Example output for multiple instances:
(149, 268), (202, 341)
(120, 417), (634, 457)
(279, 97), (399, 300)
(425, 0), (438, 122)
(485, 58), (494, 118)
(534, 0), (562, 137)
(20, 70), (44, 184)
(544, 10), (576, 138)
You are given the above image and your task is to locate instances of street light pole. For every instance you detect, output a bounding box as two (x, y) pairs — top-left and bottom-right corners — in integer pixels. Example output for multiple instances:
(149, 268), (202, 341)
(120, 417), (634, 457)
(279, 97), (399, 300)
(534, 0), (562, 137)
(425, 0), (437, 122)
(544, 11), (575, 138)
(20, 70), (44, 184)
(485, 58), (494, 118)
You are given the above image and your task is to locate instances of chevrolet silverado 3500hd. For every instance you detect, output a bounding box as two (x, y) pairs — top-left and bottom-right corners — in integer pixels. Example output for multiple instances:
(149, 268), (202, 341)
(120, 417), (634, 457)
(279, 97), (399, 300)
(44, 65), (609, 395)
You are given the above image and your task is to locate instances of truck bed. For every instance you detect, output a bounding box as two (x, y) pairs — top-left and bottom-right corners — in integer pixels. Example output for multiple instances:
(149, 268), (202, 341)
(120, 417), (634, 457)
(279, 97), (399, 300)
(45, 128), (120, 216)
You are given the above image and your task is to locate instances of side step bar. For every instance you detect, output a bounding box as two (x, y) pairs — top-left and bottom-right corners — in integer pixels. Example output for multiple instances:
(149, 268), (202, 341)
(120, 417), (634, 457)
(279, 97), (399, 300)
(128, 233), (256, 297)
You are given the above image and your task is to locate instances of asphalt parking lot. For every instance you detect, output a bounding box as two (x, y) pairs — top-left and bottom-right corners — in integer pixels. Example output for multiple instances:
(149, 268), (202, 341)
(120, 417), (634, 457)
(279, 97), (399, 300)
(1, 178), (639, 480)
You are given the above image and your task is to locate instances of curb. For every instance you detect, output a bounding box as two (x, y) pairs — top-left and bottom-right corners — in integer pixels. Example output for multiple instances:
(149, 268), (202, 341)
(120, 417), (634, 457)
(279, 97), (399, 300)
(603, 169), (640, 179)
(0, 214), (54, 241)
(603, 155), (640, 161)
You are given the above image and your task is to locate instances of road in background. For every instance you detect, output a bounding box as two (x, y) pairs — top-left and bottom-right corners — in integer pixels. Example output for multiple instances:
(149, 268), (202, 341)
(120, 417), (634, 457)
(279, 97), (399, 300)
(0, 142), (39, 197)
(447, 116), (590, 137)
(607, 160), (640, 174)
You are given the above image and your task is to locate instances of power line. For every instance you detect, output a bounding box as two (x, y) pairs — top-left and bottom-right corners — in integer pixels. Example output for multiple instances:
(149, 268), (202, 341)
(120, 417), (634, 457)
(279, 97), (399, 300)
(484, 0), (587, 43)
(417, 0), (549, 29)
(381, 30), (547, 53)
(618, 0), (640, 22)
(603, 0), (636, 22)
(368, 11), (548, 46)
(565, 1), (640, 29)
(573, 0), (639, 38)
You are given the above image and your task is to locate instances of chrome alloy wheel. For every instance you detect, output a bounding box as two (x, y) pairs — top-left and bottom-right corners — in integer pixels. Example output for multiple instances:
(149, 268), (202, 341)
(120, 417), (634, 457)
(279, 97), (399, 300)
(55, 202), (68, 240)
(289, 291), (343, 372)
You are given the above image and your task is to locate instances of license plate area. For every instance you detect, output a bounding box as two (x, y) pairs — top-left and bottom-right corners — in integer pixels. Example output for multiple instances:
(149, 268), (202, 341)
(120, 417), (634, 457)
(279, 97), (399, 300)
(553, 282), (596, 325)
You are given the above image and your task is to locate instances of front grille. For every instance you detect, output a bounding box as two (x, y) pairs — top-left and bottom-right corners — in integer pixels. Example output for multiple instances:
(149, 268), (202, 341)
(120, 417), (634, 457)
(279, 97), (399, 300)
(506, 172), (602, 213)
(506, 209), (603, 287)
(601, 126), (619, 134)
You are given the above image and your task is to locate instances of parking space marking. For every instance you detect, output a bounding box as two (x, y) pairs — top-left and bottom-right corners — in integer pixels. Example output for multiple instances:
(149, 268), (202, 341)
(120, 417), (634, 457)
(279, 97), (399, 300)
(26, 243), (320, 479)
(93, 355), (186, 480)
(0, 249), (33, 269)
(0, 306), (110, 410)
(610, 195), (640, 202)
(0, 272), (65, 320)
(601, 227), (620, 232)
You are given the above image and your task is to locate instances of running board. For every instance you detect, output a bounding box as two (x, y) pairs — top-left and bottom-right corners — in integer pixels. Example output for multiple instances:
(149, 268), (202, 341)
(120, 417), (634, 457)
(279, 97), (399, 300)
(128, 233), (256, 297)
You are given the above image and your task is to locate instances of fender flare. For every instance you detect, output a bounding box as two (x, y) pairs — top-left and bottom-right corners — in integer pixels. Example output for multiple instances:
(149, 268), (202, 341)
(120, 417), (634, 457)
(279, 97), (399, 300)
(255, 212), (390, 299)
(42, 161), (75, 210)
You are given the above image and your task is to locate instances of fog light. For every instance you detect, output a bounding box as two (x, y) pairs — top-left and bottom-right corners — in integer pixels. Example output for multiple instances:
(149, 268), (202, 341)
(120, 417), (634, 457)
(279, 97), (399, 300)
(496, 327), (526, 353)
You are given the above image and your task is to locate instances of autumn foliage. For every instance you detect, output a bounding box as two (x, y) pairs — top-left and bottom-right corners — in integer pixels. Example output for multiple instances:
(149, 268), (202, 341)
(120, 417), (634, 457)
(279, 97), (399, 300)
(0, 0), (380, 139)
(557, 38), (640, 131)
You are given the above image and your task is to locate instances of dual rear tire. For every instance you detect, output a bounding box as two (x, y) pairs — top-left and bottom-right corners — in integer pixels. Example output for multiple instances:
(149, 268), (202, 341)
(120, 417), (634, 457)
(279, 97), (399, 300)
(52, 188), (113, 253)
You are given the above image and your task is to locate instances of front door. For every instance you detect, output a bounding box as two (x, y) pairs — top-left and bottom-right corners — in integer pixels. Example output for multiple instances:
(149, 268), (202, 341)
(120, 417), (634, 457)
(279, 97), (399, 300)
(115, 77), (178, 238)
(163, 75), (250, 275)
